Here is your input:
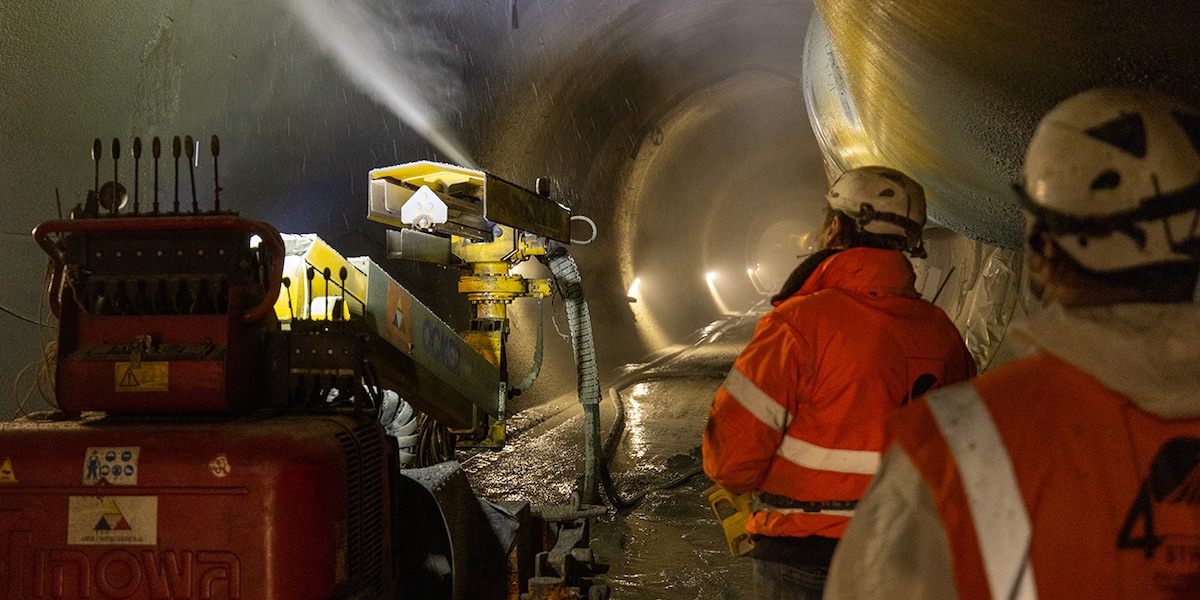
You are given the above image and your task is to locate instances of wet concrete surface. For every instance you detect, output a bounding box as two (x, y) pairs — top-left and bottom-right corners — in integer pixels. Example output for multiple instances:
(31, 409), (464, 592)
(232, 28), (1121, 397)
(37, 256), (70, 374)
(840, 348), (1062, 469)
(462, 307), (768, 599)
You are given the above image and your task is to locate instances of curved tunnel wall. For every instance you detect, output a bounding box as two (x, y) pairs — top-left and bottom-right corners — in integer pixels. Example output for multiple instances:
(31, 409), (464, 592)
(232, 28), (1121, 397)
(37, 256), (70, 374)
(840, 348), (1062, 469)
(616, 71), (827, 348)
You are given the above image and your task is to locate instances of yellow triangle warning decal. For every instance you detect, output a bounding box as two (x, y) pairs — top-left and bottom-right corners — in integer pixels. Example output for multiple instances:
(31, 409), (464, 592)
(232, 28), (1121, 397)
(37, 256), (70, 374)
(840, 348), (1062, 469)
(114, 362), (169, 392)
(119, 368), (140, 388)
(0, 458), (17, 483)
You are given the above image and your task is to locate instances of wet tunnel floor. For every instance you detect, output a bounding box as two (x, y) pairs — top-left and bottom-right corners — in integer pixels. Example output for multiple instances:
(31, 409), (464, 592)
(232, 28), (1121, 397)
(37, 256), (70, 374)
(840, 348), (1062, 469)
(463, 308), (767, 599)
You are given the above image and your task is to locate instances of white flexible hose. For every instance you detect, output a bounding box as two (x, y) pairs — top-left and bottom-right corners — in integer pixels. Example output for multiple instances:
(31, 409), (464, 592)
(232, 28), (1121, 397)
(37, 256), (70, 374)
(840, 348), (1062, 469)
(378, 388), (419, 467)
(542, 244), (603, 504)
(570, 215), (599, 245)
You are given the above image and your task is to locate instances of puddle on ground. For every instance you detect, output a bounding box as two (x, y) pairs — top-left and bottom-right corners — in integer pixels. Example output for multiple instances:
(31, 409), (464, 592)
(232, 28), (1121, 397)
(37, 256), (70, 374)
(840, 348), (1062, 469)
(591, 469), (754, 599)
(463, 312), (765, 598)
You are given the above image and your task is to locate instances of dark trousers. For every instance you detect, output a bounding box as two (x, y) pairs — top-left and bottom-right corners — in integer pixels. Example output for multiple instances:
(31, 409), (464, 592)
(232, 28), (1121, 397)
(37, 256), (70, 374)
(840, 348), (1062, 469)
(748, 535), (837, 600)
(752, 558), (827, 600)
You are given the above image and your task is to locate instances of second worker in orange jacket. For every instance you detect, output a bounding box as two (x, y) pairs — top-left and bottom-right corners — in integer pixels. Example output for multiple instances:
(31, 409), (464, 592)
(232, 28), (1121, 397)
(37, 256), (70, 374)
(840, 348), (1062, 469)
(703, 166), (976, 600)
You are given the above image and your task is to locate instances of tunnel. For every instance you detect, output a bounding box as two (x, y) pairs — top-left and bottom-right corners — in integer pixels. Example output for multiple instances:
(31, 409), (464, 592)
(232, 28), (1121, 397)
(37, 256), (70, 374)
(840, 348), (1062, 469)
(3, 0), (1200, 598)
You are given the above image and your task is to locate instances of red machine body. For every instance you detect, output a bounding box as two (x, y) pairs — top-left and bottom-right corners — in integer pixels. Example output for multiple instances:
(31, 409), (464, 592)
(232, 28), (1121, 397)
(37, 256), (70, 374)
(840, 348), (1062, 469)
(9, 152), (602, 599)
(54, 309), (262, 414)
(0, 412), (393, 599)
(8, 210), (401, 599)
(33, 216), (284, 414)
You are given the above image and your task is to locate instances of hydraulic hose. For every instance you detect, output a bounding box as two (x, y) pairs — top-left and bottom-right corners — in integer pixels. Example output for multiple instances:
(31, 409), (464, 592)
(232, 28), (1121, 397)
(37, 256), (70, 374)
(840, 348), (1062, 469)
(600, 386), (704, 511)
(540, 243), (604, 505)
(378, 389), (420, 467)
(510, 298), (544, 396)
(596, 313), (750, 511)
(539, 244), (741, 510)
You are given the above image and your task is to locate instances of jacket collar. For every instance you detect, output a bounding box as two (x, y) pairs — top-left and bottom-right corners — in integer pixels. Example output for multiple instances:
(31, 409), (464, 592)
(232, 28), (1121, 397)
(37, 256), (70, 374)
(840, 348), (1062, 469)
(1008, 302), (1200, 419)
(788, 247), (919, 301)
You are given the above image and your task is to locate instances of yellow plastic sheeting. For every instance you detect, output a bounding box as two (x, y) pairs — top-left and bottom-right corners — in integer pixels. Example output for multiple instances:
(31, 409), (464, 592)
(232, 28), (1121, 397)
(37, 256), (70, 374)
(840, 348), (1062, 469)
(807, 0), (1200, 249)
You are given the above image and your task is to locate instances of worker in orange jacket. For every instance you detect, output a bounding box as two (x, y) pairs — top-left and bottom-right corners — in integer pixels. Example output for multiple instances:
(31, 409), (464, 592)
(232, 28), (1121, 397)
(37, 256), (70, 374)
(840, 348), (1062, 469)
(826, 88), (1200, 600)
(703, 166), (976, 599)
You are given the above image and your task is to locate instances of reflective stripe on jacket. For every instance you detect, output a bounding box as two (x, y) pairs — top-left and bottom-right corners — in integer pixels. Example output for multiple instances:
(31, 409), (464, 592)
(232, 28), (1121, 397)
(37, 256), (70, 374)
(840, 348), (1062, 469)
(894, 353), (1200, 600)
(703, 247), (976, 539)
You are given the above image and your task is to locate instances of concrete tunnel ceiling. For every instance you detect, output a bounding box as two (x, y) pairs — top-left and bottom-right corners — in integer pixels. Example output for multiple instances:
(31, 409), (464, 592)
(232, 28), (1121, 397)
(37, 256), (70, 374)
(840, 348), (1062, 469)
(4, 0), (1200, 416)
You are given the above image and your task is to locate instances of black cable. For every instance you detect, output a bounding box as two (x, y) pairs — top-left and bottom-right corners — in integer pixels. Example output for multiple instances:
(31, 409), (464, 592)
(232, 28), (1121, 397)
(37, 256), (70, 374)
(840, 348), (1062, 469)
(413, 413), (455, 468)
(0, 303), (50, 327)
(931, 265), (956, 304)
(363, 362), (385, 409)
(601, 460), (706, 511)
(596, 320), (742, 511)
(599, 384), (710, 511)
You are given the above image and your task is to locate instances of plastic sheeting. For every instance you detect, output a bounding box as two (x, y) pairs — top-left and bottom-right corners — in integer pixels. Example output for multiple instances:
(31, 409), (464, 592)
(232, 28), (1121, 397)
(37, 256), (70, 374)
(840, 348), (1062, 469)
(912, 228), (1038, 373)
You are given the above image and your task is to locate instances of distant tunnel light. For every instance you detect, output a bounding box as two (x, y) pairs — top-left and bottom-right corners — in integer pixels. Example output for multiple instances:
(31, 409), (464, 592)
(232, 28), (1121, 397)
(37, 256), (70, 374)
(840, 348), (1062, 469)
(747, 265), (769, 295)
(624, 276), (670, 347)
(627, 277), (641, 297)
(705, 270), (732, 314)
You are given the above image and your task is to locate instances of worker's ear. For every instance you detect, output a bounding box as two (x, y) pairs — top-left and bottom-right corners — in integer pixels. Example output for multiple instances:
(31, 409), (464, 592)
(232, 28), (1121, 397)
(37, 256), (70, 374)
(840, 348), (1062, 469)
(818, 212), (844, 250)
(1025, 230), (1064, 301)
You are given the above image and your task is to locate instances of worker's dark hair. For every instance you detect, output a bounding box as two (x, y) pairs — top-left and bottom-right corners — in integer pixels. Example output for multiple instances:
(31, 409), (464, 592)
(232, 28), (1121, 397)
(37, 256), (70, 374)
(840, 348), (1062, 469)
(826, 209), (911, 253)
(1028, 224), (1200, 299)
(771, 248), (842, 304)
(772, 209), (921, 304)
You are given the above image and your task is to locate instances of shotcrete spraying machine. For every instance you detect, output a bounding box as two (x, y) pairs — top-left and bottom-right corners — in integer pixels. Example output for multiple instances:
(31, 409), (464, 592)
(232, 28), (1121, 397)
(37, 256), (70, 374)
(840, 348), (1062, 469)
(0, 136), (609, 599)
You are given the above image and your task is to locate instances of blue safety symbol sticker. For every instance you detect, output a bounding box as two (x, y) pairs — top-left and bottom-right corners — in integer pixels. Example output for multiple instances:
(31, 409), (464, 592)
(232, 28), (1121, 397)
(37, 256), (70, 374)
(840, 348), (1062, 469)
(83, 446), (140, 486)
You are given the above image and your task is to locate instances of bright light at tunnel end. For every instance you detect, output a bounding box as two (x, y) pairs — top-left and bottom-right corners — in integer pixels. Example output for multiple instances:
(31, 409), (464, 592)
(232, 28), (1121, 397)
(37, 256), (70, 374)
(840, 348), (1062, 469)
(627, 277), (641, 297)
(704, 270), (732, 314)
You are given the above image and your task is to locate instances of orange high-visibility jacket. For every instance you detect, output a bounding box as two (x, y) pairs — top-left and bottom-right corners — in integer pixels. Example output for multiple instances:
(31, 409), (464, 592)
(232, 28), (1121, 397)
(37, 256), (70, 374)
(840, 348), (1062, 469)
(893, 353), (1200, 600)
(703, 247), (975, 539)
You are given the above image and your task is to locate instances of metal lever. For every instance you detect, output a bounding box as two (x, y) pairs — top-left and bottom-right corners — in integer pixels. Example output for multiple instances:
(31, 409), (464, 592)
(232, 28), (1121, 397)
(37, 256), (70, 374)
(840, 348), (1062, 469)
(132, 137), (142, 215)
(211, 135), (221, 212)
(283, 277), (295, 321)
(185, 134), (198, 213)
(172, 136), (181, 213)
(152, 137), (161, 214)
(110, 138), (121, 217)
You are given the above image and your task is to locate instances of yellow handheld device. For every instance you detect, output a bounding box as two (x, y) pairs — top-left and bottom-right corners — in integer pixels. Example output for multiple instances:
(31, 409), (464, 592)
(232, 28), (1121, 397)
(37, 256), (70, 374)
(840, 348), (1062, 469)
(705, 484), (755, 557)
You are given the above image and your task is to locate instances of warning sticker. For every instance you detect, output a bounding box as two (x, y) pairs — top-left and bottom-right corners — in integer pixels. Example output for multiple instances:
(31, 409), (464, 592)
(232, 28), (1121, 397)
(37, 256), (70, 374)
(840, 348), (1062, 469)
(114, 361), (169, 392)
(0, 458), (16, 483)
(68, 496), (157, 545)
(83, 447), (140, 486)
(385, 281), (413, 352)
(208, 454), (231, 478)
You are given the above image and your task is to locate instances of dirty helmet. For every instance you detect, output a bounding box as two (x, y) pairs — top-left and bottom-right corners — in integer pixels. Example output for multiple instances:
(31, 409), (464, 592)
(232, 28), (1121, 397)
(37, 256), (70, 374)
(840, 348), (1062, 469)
(826, 166), (927, 257)
(1018, 87), (1200, 272)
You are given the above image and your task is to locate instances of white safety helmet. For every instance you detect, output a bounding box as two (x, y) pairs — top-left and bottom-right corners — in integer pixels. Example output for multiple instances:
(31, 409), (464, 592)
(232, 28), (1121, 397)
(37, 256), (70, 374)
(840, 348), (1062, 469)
(826, 166), (927, 257)
(1020, 88), (1200, 272)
